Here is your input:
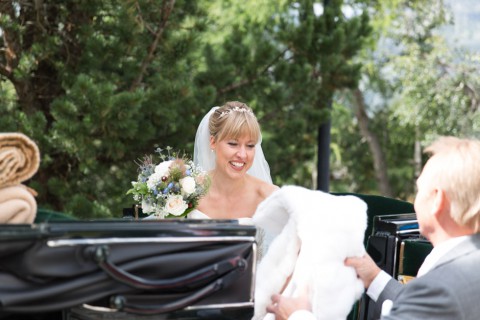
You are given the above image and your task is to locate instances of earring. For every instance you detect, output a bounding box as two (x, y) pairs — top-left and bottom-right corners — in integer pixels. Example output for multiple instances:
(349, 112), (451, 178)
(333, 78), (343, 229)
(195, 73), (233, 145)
(211, 149), (214, 153)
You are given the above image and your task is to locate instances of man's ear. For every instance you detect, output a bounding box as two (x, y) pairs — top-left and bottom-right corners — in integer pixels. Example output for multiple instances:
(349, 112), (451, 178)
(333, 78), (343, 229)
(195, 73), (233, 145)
(431, 188), (448, 217)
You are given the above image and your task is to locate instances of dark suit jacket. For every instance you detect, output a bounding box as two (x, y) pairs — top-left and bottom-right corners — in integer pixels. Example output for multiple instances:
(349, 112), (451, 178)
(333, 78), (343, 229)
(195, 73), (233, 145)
(376, 233), (480, 320)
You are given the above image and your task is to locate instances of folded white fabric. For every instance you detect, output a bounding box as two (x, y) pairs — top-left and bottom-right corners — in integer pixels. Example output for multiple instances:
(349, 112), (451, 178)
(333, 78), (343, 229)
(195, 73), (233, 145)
(252, 185), (367, 320)
(0, 185), (37, 224)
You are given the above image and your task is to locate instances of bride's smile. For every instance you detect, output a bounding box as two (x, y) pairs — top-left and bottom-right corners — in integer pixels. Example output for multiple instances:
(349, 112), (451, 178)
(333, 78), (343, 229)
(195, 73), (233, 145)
(230, 161), (245, 168)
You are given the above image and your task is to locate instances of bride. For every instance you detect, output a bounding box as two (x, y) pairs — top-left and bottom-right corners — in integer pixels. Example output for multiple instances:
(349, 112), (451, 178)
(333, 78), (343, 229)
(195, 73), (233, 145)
(189, 101), (278, 221)
(190, 102), (367, 320)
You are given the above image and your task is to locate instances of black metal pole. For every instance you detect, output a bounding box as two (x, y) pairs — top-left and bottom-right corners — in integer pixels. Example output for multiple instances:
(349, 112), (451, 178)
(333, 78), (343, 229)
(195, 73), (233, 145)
(317, 116), (331, 192)
(317, 0), (332, 192)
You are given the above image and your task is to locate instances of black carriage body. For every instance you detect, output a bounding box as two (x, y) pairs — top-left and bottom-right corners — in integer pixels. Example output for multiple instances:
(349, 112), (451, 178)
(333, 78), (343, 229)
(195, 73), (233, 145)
(0, 220), (256, 319)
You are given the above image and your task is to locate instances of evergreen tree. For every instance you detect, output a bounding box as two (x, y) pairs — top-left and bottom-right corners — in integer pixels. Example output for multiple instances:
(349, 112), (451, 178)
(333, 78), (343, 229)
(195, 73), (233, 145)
(1, 0), (372, 218)
(197, 0), (371, 189)
(0, 0), (211, 217)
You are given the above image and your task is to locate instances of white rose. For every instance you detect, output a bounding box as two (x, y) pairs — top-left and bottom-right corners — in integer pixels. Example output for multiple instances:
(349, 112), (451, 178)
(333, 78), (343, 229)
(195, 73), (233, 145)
(180, 176), (196, 195)
(146, 171), (162, 190)
(142, 199), (155, 213)
(165, 195), (188, 216)
(155, 160), (173, 177)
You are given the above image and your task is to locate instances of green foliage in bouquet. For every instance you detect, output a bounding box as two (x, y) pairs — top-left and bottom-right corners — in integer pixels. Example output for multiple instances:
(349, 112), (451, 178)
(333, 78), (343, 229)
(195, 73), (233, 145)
(127, 147), (210, 218)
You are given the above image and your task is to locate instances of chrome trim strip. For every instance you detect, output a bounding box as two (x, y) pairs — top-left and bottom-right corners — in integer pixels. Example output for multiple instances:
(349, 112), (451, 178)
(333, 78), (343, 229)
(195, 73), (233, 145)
(397, 229), (420, 234)
(185, 302), (254, 310)
(393, 236), (399, 278)
(81, 301), (254, 312)
(81, 304), (117, 312)
(47, 236), (256, 247)
(250, 242), (257, 300)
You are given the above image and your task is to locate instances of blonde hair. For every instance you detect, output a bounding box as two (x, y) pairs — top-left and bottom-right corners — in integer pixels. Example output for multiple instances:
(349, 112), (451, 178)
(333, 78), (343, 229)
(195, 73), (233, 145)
(425, 136), (480, 231)
(209, 101), (261, 143)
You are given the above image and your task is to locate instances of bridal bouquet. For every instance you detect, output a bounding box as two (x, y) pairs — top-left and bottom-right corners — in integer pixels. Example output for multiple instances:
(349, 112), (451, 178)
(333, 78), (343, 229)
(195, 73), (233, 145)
(127, 147), (210, 218)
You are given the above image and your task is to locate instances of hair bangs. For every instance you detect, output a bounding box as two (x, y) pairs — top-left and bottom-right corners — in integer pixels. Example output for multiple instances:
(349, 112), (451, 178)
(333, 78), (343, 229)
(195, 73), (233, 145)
(217, 113), (260, 144)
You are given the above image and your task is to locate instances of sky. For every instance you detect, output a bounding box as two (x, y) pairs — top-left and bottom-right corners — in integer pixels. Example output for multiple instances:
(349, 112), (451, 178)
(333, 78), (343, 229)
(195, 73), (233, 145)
(443, 0), (480, 52)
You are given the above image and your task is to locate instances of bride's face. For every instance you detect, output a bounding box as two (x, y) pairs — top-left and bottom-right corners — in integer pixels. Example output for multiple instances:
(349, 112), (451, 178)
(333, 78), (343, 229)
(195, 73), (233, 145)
(211, 134), (256, 178)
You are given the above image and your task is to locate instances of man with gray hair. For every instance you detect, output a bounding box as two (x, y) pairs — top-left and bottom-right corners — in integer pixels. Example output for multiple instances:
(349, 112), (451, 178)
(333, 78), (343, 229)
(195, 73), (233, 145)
(268, 136), (480, 320)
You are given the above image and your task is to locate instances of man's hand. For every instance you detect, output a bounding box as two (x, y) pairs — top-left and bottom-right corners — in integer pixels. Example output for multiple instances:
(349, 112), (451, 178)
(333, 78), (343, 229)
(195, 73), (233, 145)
(266, 287), (311, 320)
(345, 253), (381, 289)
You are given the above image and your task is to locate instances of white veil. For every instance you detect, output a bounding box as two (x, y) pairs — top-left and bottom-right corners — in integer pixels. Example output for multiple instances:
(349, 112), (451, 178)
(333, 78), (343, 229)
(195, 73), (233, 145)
(194, 107), (273, 184)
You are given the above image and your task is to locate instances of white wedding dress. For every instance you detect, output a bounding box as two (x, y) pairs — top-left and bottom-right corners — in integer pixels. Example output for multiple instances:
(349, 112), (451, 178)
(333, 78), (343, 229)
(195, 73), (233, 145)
(187, 209), (254, 225)
(143, 210), (267, 259)
(143, 208), (256, 228)
(187, 209), (268, 261)
(143, 209), (254, 227)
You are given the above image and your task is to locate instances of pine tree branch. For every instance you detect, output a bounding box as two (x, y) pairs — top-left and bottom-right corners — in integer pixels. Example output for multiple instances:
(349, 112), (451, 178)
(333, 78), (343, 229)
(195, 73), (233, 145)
(217, 48), (289, 95)
(134, 1), (155, 35)
(0, 1), (20, 80)
(0, 63), (11, 78)
(129, 0), (176, 91)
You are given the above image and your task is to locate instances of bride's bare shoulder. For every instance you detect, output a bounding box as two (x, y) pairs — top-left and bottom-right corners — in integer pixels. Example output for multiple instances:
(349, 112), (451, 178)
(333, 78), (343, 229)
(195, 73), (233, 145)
(249, 175), (279, 199)
(262, 182), (279, 199)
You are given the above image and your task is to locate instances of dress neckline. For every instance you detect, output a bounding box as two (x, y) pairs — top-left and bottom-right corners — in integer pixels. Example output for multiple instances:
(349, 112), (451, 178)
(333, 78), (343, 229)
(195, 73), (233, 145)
(188, 209), (253, 225)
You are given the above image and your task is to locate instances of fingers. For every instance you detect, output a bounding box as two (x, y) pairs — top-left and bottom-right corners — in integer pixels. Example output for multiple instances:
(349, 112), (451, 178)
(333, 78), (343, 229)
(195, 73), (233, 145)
(271, 293), (281, 304)
(344, 254), (381, 289)
(345, 254), (375, 267)
(344, 256), (358, 267)
(344, 255), (366, 269)
(266, 303), (276, 313)
(267, 291), (312, 320)
(266, 294), (280, 313)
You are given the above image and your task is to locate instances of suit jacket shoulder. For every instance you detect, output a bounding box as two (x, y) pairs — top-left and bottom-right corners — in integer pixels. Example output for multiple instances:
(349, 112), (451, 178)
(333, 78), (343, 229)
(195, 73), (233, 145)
(383, 234), (480, 320)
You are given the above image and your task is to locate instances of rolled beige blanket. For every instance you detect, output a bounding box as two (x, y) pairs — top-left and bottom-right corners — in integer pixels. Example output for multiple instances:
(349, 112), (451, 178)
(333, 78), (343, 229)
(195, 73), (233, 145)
(0, 185), (37, 224)
(0, 133), (40, 188)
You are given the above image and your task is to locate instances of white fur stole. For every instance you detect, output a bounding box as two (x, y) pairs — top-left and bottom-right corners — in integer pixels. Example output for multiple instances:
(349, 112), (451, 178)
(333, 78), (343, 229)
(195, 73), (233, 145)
(252, 185), (367, 320)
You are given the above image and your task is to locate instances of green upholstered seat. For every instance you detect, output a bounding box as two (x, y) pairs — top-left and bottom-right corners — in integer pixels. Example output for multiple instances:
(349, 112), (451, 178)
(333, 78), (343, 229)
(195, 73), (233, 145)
(331, 193), (415, 245)
(399, 239), (433, 277)
(35, 208), (76, 223)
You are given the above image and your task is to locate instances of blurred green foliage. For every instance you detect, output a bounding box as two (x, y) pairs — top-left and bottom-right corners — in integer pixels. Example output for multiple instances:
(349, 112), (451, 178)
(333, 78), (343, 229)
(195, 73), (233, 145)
(1, 0), (478, 218)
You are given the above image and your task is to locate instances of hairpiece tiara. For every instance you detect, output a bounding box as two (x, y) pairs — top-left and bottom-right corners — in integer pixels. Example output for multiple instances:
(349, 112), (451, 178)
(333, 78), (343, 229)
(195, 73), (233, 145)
(219, 106), (255, 119)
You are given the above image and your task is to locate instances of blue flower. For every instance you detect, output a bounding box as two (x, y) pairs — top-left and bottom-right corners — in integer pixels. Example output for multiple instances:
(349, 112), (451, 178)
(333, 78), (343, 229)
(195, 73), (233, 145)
(186, 169), (191, 176)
